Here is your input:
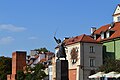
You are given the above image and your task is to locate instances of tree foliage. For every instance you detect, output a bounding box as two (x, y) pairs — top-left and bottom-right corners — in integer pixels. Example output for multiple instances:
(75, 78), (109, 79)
(25, 72), (32, 80)
(17, 63), (47, 80)
(98, 58), (120, 73)
(0, 56), (12, 80)
(32, 63), (46, 80)
(34, 47), (49, 53)
(17, 70), (25, 80)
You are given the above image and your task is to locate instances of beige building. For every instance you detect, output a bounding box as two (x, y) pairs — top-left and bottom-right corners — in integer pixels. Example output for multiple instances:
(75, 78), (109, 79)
(54, 34), (103, 80)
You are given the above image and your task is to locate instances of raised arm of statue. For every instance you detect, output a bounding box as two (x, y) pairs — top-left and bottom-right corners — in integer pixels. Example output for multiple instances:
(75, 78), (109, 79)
(54, 37), (61, 44)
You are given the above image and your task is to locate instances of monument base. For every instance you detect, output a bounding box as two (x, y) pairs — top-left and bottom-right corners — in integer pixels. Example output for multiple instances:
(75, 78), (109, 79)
(56, 60), (69, 80)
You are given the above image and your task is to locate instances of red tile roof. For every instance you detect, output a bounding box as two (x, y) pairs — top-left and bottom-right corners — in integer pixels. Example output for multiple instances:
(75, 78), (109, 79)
(93, 22), (120, 41)
(40, 58), (46, 62)
(93, 24), (110, 34)
(44, 52), (54, 55)
(64, 34), (99, 45)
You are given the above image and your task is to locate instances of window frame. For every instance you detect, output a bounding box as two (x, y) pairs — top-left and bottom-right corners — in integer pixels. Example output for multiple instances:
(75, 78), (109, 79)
(117, 16), (120, 22)
(89, 58), (95, 67)
(90, 46), (95, 53)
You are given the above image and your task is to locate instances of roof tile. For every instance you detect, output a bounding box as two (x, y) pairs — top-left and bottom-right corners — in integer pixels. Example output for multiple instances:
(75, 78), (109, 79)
(64, 34), (99, 45)
(94, 22), (120, 41)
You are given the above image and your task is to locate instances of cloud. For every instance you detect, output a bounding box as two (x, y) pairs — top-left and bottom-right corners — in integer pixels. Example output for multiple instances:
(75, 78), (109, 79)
(28, 37), (38, 40)
(0, 24), (26, 32)
(0, 37), (14, 45)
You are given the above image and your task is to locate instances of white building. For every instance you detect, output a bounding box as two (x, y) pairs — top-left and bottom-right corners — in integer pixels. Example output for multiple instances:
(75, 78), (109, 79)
(26, 50), (54, 68)
(113, 4), (120, 22)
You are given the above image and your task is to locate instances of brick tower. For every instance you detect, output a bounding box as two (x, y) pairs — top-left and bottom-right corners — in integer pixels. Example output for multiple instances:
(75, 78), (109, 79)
(12, 51), (26, 74)
(7, 51), (26, 80)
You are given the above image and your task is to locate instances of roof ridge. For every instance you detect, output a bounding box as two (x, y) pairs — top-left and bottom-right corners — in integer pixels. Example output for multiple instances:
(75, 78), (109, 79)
(80, 34), (86, 42)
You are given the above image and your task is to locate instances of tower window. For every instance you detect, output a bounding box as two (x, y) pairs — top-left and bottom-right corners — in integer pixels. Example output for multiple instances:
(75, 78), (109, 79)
(117, 16), (120, 22)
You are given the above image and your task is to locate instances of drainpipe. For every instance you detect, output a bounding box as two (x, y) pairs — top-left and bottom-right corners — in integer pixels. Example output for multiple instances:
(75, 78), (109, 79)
(82, 43), (84, 80)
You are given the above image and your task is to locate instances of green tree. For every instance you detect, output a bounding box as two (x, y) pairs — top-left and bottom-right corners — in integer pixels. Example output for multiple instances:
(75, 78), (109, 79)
(99, 58), (120, 73)
(17, 70), (25, 80)
(32, 63), (47, 80)
(25, 73), (32, 80)
(0, 56), (12, 80)
(25, 63), (47, 80)
(34, 47), (49, 53)
(24, 66), (33, 80)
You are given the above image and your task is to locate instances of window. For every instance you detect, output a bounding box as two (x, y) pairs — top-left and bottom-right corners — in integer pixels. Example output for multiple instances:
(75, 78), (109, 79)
(101, 33), (104, 39)
(106, 31), (110, 38)
(117, 16), (120, 22)
(93, 35), (96, 40)
(90, 46), (95, 53)
(101, 32), (106, 39)
(89, 58), (95, 67)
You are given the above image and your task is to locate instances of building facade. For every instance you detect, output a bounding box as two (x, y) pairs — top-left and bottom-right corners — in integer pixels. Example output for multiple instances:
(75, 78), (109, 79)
(54, 34), (103, 80)
(92, 4), (120, 60)
(27, 50), (54, 68)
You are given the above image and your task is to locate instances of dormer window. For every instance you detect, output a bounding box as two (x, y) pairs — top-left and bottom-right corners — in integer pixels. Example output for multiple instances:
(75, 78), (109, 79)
(93, 35), (96, 40)
(106, 31), (110, 38)
(93, 34), (100, 40)
(106, 30), (115, 38)
(101, 32), (106, 39)
(110, 30), (114, 36)
(101, 33), (104, 39)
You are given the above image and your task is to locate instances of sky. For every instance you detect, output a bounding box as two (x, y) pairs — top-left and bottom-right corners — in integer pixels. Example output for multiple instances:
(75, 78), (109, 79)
(0, 0), (119, 57)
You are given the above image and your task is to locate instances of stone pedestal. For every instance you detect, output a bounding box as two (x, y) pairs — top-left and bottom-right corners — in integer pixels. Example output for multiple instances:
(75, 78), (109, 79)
(56, 60), (69, 80)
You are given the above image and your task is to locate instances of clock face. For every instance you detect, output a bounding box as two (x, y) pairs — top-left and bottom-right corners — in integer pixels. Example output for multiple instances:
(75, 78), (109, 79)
(70, 47), (78, 64)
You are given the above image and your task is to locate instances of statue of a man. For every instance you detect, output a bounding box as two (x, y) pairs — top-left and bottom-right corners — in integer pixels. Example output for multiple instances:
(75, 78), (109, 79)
(54, 37), (66, 60)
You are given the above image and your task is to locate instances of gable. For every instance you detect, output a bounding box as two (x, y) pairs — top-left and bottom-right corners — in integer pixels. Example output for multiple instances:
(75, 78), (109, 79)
(113, 5), (120, 16)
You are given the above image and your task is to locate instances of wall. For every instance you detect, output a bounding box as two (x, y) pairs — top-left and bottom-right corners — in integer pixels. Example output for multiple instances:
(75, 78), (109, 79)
(12, 53), (17, 74)
(69, 69), (77, 80)
(104, 42), (115, 53)
(103, 39), (120, 60)
(52, 57), (56, 80)
(81, 43), (103, 80)
(82, 43), (102, 69)
(115, 40), (120, 59)
(66, 42), (80, 69)
(103, 41), (115, 59)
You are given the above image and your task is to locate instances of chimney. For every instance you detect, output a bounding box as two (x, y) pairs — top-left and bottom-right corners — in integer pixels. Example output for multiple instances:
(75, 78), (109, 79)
(91, 27), (96, 34)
